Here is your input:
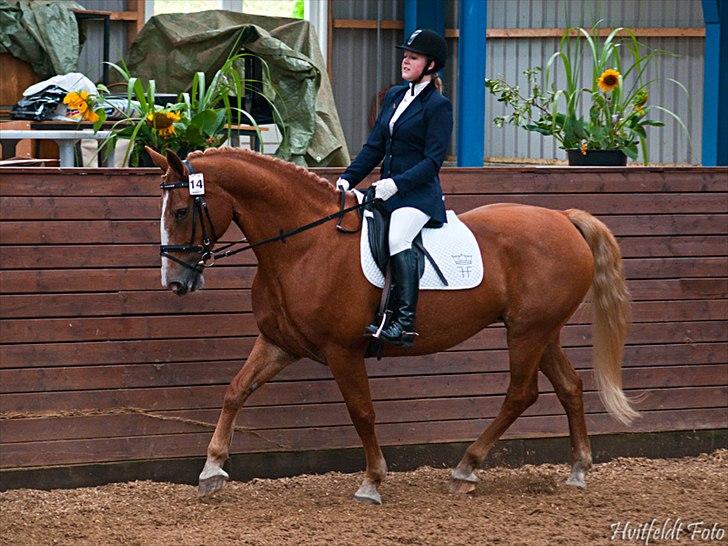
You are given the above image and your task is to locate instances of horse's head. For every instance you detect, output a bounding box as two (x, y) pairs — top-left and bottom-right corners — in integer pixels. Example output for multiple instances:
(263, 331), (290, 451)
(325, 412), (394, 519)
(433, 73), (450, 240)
(148, 147), (234, 296)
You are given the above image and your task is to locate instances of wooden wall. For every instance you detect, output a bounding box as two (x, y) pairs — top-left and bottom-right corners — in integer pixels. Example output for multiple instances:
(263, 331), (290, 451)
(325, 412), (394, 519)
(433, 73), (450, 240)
(1, 167), (726, 472)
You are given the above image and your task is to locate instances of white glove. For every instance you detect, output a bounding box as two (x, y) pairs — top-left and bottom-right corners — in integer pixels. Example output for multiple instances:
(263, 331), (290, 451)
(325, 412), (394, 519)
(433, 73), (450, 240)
(335, 177), (350, 192)
(373, 178), (398, 201)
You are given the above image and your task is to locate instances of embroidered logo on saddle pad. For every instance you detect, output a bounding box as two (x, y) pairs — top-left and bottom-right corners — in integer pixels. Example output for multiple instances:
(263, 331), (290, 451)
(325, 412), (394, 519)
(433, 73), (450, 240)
(355, 193), (484, 290)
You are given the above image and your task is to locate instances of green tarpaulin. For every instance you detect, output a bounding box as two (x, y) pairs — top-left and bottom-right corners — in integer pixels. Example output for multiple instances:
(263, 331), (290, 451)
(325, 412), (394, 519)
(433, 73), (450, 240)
(126, 10), (349, 167)
(0, 0), (83, 78)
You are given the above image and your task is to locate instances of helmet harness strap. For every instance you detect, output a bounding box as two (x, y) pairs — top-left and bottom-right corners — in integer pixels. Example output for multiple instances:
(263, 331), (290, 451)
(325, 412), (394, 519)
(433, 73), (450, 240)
(411, 56), (435, 95)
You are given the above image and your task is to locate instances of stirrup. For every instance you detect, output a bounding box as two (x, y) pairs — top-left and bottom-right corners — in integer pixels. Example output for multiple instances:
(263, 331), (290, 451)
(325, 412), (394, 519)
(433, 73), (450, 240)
(379, 324), (419, 347)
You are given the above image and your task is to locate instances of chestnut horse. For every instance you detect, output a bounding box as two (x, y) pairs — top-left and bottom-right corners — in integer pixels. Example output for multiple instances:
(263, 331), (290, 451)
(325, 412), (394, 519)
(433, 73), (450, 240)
(149, 146), (637, 504)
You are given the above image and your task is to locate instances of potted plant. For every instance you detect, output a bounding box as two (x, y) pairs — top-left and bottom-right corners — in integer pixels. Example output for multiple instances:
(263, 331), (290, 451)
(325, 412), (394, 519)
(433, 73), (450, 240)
(485, 23), (690, 165)
(82, 54), (282, 167)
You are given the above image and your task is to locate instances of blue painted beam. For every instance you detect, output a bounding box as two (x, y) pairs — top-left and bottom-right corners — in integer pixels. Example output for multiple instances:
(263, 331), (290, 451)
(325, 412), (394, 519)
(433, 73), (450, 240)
(456, 0), (487, 166)
(403, 0), (445, 43)
(701, 0), (728, 165)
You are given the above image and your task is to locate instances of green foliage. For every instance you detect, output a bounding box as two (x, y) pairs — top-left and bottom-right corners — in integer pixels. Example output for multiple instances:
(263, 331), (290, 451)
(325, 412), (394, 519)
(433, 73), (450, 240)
(485, 22), (690, 164)
(292, 0), (304, 19)
(96, 52), (284, 167)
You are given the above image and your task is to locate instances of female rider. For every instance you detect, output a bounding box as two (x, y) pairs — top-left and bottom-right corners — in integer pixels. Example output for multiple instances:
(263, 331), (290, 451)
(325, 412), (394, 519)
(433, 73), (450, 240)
(336, 29), (453, 347)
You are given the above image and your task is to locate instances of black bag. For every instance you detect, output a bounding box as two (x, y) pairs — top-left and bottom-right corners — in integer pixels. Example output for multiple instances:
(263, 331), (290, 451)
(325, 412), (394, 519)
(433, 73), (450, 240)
(10, 85), (68, 121)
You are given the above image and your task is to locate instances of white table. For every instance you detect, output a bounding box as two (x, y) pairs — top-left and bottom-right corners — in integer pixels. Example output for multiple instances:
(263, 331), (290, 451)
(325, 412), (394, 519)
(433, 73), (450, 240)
(0, 129), (113, 167)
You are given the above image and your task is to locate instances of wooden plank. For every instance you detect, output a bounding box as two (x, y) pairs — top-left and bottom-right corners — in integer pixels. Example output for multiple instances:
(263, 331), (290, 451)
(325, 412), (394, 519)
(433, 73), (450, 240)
(2, 319), (726, 368)
(439, 170), (728, 194)
(2, 310), (725, 345)
(2, 408), (725, 468)
(627, 279), (728, 301)
(0, 313), (259, 343)
(445, 194), (728, 215)
(570, 299), (728, 323)
(0, 196), (161, 220)
(2, 236), (725, 270)
(2, 193), (726, 221)
(0, 172), (160, 196)
(0, 337), (259, 368)
(1, 342), (725, 393)
(108, 10), (137, 21)
(456, 321), (728, 352)
(3, 293), (723, 323)
(1, 365), (724, 414)
(331, 20), (706, 39)
(3, 386), (724, 444)
(0, 267), (255, 294)
(617, 236), (727, 258)
(0, 290), (252, 317)
(2, 215), (724, 245)
(604, 215), (728, 236)
(485, 27), (707, 38)
(0, 221), (245, 245)
(1, 258), (722, 295)
(623, 257), (728, 280)
(332, 18), (403, 30)
(2, 277), (725, 316)
(0, 244), (255, 268)
(2, 169), (726, 197)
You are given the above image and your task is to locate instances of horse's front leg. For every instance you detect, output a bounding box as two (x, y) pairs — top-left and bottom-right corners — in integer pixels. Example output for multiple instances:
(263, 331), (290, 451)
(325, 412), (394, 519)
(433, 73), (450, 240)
(325, 346), (388, 504)
(198, 335), (298, 497)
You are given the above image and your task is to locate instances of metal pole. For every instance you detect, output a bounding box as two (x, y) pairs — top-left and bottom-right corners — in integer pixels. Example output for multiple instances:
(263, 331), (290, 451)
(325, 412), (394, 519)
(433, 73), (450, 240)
(456, 0), (487, 166)
(701, 0), (728, 166)
(102, 14), (110, 85)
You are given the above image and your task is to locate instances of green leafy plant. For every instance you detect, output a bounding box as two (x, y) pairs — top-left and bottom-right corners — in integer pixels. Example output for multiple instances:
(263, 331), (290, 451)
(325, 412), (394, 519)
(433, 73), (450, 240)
(97, 53), (284, 167)
(485, 22), (690, 163)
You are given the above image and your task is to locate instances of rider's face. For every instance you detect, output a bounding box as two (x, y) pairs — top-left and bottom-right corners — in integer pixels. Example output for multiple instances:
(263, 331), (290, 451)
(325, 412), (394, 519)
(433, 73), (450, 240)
(401, 51), (432, 82)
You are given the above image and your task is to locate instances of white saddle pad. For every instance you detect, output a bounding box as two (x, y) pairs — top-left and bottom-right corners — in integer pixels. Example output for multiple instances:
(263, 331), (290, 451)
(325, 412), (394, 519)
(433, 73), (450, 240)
(354, 191), (484, 290)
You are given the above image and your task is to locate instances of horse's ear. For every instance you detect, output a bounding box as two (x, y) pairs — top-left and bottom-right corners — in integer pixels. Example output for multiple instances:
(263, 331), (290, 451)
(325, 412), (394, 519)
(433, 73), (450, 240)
(166, 149), (188, 179)
(145, 146), (168, 171)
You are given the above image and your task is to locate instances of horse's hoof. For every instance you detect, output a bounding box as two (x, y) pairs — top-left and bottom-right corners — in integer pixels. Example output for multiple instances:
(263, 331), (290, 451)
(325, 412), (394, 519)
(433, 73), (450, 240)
(565, 471), (587, 489)
(354, 482), (382, 505)
(449, 478), (477, 495)
(198, 471), (229, 498)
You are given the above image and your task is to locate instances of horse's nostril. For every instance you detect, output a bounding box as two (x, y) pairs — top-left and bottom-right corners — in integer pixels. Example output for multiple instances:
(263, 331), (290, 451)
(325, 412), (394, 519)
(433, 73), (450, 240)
(169, 281), (184, 295)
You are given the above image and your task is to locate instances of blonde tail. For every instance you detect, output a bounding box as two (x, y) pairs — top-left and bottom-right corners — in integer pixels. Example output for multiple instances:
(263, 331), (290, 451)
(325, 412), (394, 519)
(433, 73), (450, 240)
(567, 209), (640, 425)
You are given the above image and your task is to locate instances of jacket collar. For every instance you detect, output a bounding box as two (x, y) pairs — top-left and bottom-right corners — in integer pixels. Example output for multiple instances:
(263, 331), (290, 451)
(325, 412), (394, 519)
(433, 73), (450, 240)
(390, 81), (436, 135)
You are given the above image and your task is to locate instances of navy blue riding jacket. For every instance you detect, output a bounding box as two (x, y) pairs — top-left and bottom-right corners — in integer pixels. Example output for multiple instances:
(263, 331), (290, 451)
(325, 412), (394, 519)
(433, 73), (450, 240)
(340, 81), (453, 225)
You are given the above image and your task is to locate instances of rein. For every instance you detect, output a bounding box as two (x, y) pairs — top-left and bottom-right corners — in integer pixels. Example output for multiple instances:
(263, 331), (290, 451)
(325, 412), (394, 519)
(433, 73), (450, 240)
(159, 160), (372, 273)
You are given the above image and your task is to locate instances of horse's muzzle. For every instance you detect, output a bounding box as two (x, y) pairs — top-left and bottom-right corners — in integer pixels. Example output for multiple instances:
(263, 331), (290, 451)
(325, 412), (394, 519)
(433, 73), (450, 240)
(167, 273), (204, 296)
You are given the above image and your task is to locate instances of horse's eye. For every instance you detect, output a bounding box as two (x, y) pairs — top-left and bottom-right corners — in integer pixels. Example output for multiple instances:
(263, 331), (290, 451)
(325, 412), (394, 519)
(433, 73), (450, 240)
(174, 208), (189, 220)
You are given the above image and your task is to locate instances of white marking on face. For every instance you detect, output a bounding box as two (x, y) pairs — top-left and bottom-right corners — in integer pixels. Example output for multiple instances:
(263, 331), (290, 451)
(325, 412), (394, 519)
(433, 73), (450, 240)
(160, 190), (171, 287)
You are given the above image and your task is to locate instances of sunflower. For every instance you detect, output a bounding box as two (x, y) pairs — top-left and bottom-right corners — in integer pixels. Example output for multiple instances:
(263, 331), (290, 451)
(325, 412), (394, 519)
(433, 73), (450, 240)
(83, 109), (100, 123)
(597, 69), (621, 93)
(146, 110), (182, 138)
(63, 90), (92, 119)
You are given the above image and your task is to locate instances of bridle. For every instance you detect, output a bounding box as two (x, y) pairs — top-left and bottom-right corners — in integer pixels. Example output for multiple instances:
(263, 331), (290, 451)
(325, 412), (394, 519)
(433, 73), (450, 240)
(159, 160), (373, 274)
(159, 160), (218, 274)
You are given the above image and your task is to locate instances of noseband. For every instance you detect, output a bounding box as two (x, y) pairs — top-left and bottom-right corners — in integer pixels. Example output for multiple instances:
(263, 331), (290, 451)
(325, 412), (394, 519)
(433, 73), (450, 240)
(159, 159), (373, 275)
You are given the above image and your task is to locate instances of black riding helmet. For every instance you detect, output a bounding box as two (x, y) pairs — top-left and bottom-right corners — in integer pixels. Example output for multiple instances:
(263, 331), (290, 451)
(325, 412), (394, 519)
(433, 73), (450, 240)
(396, 28), (448, 76)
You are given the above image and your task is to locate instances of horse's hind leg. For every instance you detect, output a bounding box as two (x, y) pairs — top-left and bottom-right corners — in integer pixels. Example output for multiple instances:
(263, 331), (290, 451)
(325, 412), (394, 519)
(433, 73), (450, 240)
(539, 340), (592, 488)
(198, 335), (298, 498)
(325, 347), (388, 505)
(450, 333), (546, 494)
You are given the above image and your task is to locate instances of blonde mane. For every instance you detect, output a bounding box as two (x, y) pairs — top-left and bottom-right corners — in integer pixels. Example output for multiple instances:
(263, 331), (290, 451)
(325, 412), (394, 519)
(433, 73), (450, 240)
(187, 146), (337, 195)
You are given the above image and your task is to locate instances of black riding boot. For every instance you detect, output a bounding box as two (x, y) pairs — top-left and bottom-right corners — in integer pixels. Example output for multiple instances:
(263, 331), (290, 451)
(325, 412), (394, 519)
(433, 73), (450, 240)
(370, 248), (420, 346)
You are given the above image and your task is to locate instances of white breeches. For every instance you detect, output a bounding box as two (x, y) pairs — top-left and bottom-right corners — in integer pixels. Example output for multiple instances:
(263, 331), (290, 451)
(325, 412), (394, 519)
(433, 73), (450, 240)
(388, 207), (431, 255)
